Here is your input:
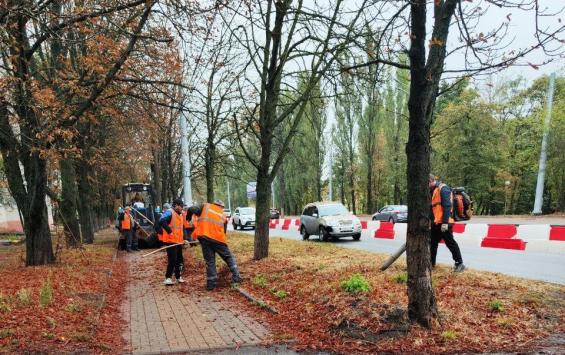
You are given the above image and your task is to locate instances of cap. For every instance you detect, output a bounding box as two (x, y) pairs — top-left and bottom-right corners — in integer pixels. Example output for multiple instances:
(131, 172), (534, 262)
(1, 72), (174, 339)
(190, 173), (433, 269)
(213, 199), (225, 207)
(163, 203), (171, 210)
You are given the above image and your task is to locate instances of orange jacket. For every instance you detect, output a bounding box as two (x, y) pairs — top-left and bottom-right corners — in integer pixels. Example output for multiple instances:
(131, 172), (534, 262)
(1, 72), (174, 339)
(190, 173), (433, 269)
(161, 210), (184, 244)
(121, 212), (132, 230)
(431, 184), (454, 225)
(192, 203), (226, 244)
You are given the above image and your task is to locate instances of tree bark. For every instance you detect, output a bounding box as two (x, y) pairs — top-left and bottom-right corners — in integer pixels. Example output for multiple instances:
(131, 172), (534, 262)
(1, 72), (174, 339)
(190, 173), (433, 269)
(406, 0), (436, 327)
(254, 169), (271, 260)
(59, 159), (82, 247)
(151, 148), (162, 206)
(76, 159), (95, 243)
(205, 141), (215, 202)
(405, 0), (458, 327)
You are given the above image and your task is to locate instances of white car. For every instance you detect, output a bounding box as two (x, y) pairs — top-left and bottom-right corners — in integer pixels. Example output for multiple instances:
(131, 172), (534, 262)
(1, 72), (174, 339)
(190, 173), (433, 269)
(232, 207), (256, 230)
(300, 202), (362, 241)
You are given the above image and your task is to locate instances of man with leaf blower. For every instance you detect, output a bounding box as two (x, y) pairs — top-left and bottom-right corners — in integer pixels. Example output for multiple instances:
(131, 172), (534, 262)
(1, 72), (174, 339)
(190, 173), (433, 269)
(429, 174), (466, 273)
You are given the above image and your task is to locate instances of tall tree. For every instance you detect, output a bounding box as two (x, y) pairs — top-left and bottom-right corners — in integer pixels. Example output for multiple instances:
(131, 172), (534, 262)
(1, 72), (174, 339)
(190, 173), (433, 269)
(226, 0), (369, 259)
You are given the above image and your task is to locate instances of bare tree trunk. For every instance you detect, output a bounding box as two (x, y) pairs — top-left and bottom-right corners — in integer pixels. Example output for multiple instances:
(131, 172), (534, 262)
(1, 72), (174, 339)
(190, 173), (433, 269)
(254, 167), (271, 260)
(205, 141), (215, 202)
(59, 159), (82, 247)
(151, 148), (162, 206)
(76, 159), (95, 243)
(405, 0), (457, 327)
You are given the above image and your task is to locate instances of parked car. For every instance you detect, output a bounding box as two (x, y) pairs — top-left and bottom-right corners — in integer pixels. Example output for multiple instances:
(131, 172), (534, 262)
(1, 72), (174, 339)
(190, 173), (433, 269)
(372, 205), (408, 223)
(223, 209), (232, 218)
(232, 207), (256, 230)
(270, 208), (280, 219)
(299, 202), (362, 242)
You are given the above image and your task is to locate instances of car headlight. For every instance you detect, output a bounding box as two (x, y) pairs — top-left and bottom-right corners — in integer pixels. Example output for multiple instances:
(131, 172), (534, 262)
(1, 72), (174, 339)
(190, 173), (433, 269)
(326, 220), (338, 227)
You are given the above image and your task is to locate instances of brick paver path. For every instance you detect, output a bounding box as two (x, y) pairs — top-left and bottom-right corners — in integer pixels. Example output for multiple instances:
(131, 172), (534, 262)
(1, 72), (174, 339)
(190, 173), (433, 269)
(121, 251), (270, 354)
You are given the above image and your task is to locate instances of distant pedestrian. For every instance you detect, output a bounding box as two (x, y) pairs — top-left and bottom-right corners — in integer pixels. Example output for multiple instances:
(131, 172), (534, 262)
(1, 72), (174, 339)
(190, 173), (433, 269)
(157, 199), (186, 285)
(429, 174), (465, 272)
(187, 200), (242, 290)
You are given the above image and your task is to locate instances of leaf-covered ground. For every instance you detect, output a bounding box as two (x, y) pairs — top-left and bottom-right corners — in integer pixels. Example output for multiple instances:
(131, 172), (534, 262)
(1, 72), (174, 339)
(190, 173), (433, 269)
(178, 232), (564, 354)
(0, 229), (126, 354)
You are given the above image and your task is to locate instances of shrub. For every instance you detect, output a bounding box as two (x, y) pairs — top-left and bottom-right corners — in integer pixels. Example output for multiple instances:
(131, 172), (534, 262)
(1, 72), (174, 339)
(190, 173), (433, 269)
(497, 317), (513, 328)
(0, 329), (15, 339)
(17, 288), (32, 306)
(0, 294), (11, 313)
(65, 303), (81, 312)
(340, 274), (370, 294)
(394, 273), (408, 284)
(488, 299), (504, 312)
(274, 290), (288, 299)
(441, 330), (457, 341)
(252, 275), (267, 288)
(42, 332), (55, 340)
(39, 277), (54, 307)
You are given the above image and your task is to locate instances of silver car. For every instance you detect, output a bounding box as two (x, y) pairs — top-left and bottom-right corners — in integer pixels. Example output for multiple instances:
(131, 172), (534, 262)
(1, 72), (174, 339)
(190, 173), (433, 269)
(232, 207), (256, 230)
(300, 202), (362, 242)
(372, 205), (408, 223)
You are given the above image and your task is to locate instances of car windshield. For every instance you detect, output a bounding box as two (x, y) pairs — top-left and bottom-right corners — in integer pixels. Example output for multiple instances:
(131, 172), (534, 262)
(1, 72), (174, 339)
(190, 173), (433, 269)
(318, 204), (349, 217)
(239, 208), (255, 215)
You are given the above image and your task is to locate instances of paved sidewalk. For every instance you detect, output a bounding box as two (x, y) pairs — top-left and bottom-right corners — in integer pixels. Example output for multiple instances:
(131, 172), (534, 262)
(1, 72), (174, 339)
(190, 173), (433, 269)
(121, 251), (271, 354)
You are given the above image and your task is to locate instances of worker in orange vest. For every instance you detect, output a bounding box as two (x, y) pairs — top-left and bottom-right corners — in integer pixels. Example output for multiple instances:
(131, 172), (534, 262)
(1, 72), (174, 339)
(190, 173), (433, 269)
(187, 200), (242, 290)
(429, 175), (465, 272)
(119, 206), (139, 252)
(157, 199), (186, 285)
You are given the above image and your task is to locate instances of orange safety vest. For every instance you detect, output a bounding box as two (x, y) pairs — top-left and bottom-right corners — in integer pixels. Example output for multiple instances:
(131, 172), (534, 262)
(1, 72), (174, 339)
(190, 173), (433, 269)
(121, 212), (132, 230)
(431, 184), (454, 225)
(161, 210), (184, 244)
(192, 203), (226, 244)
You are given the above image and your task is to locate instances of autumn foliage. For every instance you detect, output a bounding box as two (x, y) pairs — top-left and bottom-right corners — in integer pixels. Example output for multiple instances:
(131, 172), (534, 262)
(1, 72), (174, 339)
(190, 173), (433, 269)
(173, 233), (564, 353)
(0, 230), (126, 353)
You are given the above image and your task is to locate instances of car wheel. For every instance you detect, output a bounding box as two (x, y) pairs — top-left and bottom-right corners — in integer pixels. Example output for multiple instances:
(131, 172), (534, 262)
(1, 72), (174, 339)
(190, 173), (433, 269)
(372, 216), (377, 221)
(233, 221), (238, 230)
(301, 225), (309, 240)
(388, 217), (394, 224)
(319, 226), (329, 242)
(352, 233), (361, 241)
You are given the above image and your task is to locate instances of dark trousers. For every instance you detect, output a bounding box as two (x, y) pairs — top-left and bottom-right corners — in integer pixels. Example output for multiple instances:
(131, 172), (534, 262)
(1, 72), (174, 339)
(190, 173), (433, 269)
(431, 224), (463, 266)
(199, 237), (240, 284)
(165, 244), (183, 279)
(125, 229), (138, 250)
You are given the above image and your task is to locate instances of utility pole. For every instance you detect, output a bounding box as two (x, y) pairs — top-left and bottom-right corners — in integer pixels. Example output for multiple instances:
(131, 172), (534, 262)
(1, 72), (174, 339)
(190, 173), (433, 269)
(227, 179), (231, 212)
(271, 180), (275, 209)
(180, 106), (193, 205)
(533, 73), (556, 215)
(328, 146), (333, 201)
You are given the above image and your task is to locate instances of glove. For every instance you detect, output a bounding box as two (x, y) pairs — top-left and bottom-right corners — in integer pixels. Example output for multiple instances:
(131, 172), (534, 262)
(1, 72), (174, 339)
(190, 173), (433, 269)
(441, 224), (449, 233)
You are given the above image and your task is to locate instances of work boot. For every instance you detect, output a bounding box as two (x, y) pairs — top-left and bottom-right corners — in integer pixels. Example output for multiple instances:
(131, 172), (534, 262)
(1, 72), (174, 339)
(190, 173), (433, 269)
(206, 281), (216, 291)
(164, 278), (174, 285)
(126, 248), (132, 253)
(454, 263), (466, 273)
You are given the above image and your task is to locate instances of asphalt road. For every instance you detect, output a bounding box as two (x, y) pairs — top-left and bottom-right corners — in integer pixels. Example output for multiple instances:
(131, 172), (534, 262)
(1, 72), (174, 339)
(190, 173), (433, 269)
(229, 218), (565, 285)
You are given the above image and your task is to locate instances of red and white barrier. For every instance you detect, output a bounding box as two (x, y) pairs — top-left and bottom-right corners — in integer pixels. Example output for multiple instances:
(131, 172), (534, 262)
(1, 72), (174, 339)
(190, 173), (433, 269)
(550, 225), (565, 241)
(264, 219), (565, 252)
